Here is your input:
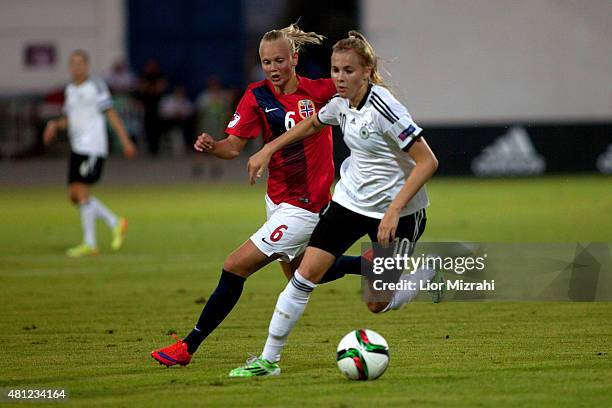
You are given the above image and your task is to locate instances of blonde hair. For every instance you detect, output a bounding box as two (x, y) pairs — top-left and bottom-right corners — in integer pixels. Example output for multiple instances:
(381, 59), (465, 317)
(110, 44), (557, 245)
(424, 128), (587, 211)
(260, 23), (325, 54)
(333, 30), (386, 87)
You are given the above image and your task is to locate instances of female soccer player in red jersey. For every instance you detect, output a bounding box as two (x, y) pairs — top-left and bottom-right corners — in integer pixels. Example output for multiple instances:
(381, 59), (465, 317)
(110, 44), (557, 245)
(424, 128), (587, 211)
(152, 24), (361, 367)
(229, 30), (439, 377)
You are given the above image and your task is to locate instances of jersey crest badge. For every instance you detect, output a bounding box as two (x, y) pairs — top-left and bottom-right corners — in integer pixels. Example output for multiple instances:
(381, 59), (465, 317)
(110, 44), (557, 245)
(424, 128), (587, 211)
(298, 100), (315, 119)
(359, 125), (370, 140)
(228, 112), (241, 128)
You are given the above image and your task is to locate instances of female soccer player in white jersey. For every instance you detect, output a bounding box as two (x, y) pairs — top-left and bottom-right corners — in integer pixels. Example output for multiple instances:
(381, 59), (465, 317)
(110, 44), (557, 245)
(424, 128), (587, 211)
(229, 31), (439, 377)
(43, 50), (136, 257)
(152, 24), (363, 368)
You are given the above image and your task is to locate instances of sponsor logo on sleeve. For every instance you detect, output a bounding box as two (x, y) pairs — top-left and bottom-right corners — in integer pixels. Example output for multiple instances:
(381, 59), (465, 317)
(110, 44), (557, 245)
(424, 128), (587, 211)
(398, 125), (416, 141)
(228, 112), (241, 128)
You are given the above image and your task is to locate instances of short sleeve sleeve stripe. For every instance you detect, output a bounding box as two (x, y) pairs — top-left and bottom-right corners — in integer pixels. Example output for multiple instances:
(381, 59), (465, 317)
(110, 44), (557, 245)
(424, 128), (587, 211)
(371, 92), (400, 124)
(317, 111), (334, 125)
(98, 98), (113, 111)
(369, 87), (423, 150)
(388, 116), (423, 150)
(92, 76), (113, 111)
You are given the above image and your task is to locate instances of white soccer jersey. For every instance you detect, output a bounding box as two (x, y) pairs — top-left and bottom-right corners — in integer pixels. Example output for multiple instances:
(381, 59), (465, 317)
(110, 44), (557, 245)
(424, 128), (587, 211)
(63, 76), (113, 156)
(317, 84), (429, 218)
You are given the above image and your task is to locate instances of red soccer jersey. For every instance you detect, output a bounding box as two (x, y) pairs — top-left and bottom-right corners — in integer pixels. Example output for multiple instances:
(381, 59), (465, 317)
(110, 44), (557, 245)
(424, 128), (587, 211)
(226, 76), (336, 213)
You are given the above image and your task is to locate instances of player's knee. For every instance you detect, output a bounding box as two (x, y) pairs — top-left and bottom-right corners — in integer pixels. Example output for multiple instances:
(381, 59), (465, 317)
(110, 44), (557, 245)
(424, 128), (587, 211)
(69, 186), (88, 204)
(223, 256), (250, 278)
(280, 265), (294, 281)
(367, 301), (387, 314)
(68, 192), (79, 205)
(295, 268), (317, 284)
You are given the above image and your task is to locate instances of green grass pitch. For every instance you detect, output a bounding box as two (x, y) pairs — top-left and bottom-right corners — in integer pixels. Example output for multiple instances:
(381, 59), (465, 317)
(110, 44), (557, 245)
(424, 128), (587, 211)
(1, 175), (611, 407)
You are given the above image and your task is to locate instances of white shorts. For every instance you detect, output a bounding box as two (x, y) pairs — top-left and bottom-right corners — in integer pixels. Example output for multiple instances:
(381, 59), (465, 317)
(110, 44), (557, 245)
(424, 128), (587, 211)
(250, 195), (320, 263)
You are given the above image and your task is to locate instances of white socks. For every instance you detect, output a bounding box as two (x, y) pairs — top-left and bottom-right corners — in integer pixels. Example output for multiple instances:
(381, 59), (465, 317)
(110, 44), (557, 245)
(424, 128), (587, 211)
(89, 196), (118, 228)
(79, 196), (118, 247)
(258, 267), (435, 362)
(79, 200), (96, 247)
(261, 271), (316, 363)
(385, 267), (436, 311)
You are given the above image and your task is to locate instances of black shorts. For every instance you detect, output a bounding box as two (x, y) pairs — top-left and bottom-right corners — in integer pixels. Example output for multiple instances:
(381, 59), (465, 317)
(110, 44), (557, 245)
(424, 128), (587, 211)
(308, 200), (427, 258)
(68, 152), (105, 185)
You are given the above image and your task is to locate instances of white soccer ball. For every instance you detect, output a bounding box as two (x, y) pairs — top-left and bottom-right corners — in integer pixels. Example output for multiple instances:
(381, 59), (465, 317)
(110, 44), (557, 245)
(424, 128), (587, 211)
(336, 329), (389, 380)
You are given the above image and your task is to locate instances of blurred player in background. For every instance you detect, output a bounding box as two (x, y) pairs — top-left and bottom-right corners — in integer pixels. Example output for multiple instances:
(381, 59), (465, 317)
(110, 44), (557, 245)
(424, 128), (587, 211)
(43, 49), (137, 257)
(230, 30), (439, 377)
(151, 23), (363, 367)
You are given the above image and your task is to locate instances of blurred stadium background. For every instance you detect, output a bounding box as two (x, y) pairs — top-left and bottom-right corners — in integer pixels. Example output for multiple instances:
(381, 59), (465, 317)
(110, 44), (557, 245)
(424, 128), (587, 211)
(1, 1), (611, 406)
(1, 0), (611, 179)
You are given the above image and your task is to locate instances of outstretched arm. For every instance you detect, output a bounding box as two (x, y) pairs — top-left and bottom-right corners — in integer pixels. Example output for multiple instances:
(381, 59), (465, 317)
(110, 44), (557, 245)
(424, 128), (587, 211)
(194, 133), (248, 160)
(377, 138), (438, 244)
(247, 115), (325, 184)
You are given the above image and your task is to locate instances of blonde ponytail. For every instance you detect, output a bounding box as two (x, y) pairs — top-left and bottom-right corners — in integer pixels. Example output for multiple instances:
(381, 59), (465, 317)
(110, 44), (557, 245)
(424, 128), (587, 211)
(261, 22), (325, 54)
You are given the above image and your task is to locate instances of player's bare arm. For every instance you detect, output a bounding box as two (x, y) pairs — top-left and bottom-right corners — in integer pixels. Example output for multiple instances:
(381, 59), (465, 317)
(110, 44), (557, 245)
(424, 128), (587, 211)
(194, 133), (215, 152)
(247, 115), (325, 184)
(377, 137), (438, 244)
(195, 133), (248, 160)
(43, 117), (68, 145)
(105, 108), (137, 159)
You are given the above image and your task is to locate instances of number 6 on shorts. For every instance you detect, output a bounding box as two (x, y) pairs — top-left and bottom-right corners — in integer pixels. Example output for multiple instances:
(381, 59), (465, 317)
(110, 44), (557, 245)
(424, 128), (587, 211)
(270, 225), (288, 242)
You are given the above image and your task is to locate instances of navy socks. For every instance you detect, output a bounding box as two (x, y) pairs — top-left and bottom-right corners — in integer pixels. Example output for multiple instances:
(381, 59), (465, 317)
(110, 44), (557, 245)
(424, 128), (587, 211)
(183, 270), (246, 354)
(183, 256), (360, 355)
(319, 255), (362, 284)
